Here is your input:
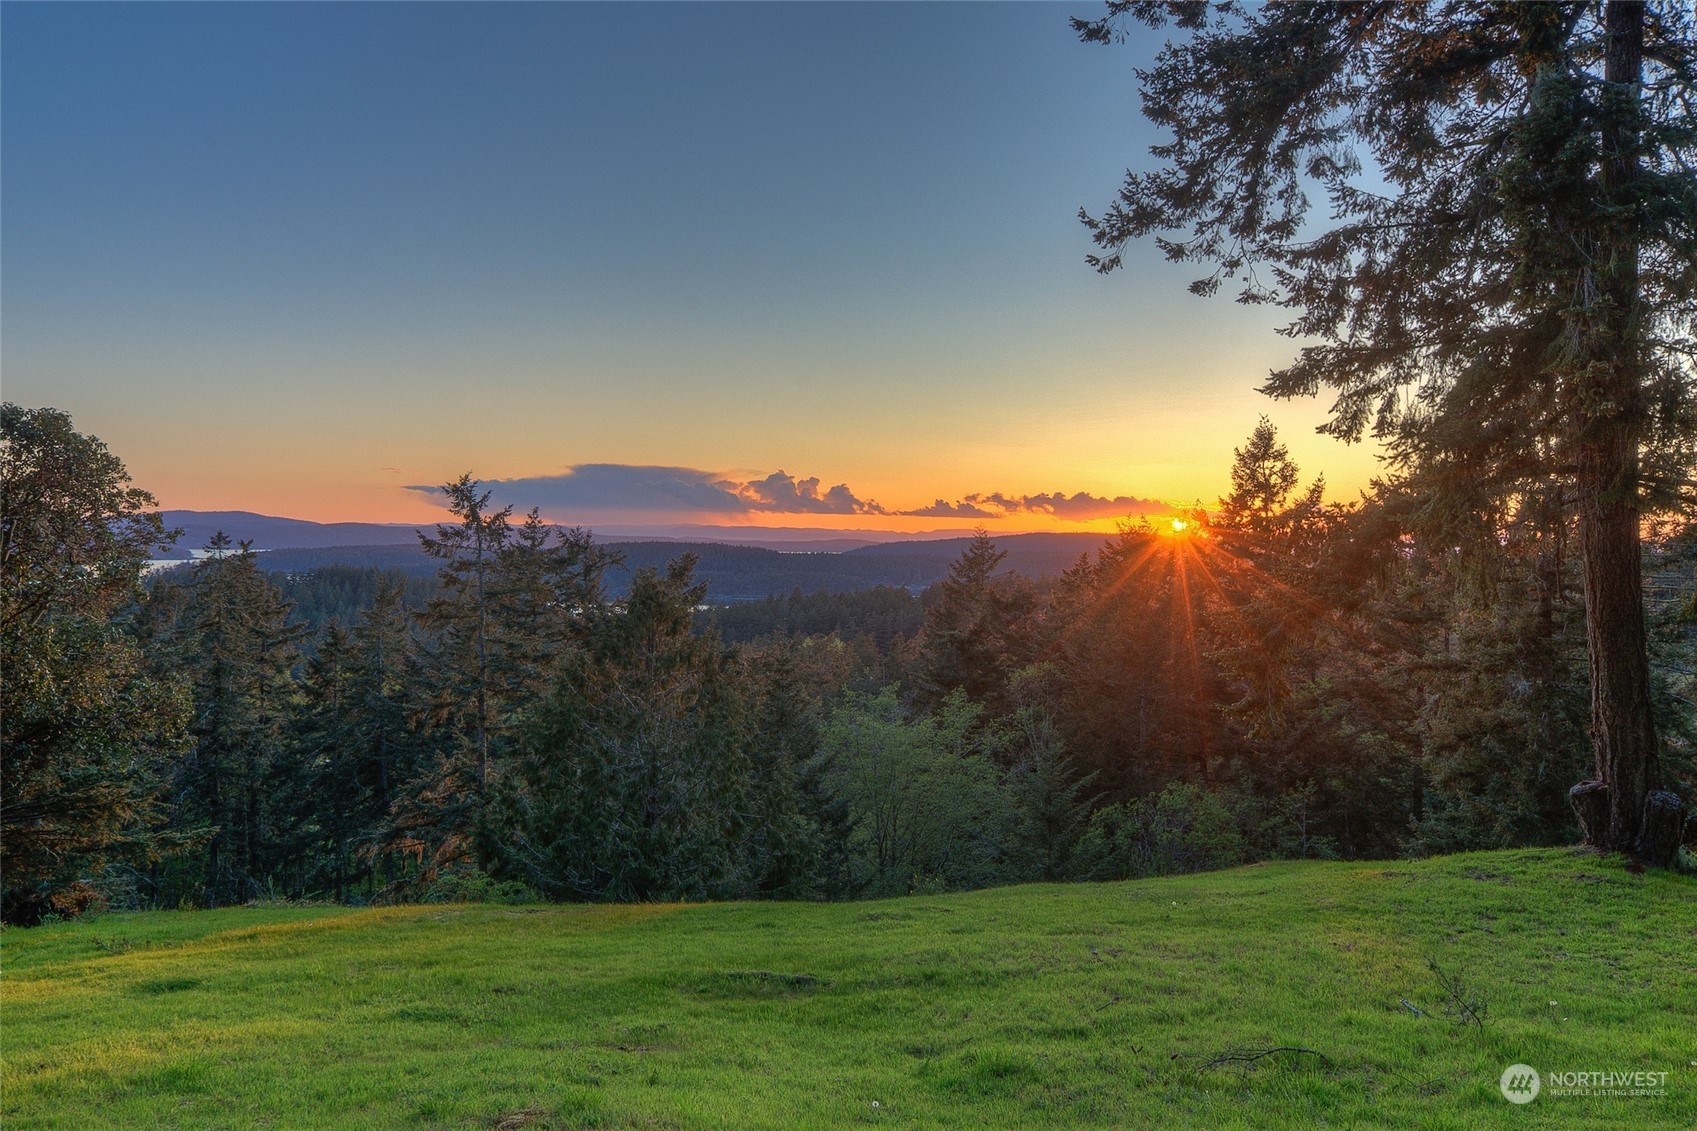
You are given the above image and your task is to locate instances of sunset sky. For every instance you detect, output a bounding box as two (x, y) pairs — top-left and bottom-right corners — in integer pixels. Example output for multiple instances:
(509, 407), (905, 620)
(3, 2), (1384, 535)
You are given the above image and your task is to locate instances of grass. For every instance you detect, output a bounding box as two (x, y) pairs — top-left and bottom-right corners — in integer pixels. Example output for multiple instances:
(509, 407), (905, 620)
(3, 848), (1693, 1129)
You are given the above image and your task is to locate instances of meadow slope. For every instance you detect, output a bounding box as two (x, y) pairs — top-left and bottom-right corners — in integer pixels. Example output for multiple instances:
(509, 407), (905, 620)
(3, 849), (1693, 1130)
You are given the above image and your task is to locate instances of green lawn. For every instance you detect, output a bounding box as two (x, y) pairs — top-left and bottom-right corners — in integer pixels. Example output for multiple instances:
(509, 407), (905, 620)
(3, 848), (1693, 1129)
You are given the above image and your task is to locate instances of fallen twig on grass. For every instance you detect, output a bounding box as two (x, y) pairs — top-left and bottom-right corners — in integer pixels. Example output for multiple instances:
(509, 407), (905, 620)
(1185, 1046), (1334, 1071)
(1424, 955), (1487, 1030)
(1379, 1064), (1446, 1095)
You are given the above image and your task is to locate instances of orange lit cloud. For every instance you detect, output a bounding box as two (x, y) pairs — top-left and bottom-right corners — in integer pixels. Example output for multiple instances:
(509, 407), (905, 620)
(407, 464), (1175, 528)
(959, 491), (1174, 521)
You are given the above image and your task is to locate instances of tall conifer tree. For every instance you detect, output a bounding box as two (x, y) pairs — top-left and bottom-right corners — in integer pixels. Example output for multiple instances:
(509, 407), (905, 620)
(1077, 0), (1695, 859)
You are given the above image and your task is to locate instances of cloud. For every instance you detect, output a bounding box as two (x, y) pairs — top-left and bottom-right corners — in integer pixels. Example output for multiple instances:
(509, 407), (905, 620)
(407, 464), (883, 517)
(899, 498), (1001, 518)
(737, 471), (884, 515)
(407, 465), (1173, 524)
(997, 491), (1172, 520)
(931, 491), (1172, 521)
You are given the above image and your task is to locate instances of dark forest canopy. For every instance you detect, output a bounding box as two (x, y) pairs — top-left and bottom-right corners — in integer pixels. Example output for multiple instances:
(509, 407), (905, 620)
(3, 404), (1692, 922)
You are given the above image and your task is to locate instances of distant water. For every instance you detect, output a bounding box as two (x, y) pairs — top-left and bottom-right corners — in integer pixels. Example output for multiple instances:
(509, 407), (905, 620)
(144, 547), (270, 574)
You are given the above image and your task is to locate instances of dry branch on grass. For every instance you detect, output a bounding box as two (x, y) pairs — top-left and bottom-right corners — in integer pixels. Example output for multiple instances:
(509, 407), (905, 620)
(1185, 1046), (1334, 1071)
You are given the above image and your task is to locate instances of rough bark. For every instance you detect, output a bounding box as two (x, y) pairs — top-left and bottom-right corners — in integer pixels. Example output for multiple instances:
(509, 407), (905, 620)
(1568, 779), (1610, 846)
(1636, 790), (1685, 866)
(1570, 0), (1671, 854)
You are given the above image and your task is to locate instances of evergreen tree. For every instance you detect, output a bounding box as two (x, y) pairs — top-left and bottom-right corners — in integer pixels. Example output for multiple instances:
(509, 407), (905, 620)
(399, 482), (614, 880)
(1078, 0), (1696, 860)
(912, 531), (1039, 712)
(491, 508), (614, 702)
(485, 556), (784, 901)
(290, 576), (425, 899)
(415, 475), (513, 787)
(1043, 528), (1194, 796)
(1207, 420), (1332, 742)
(158, 534), (306, 906)
(1002, 708), (1099, 881)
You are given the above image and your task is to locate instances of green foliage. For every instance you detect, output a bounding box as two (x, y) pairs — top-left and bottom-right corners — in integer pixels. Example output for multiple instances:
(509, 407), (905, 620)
(484, 556), (821, 901)
(11, 409), (1689, 917)
(0, 404), (173, 627)
(1000, 706), (1098, 882)
(1077, 2), (1695, 471)
(1072, 782), (1243, 881)
(419, 865), (536, 905)
(820, 688), (1017, 896)
(1407, 599), (1593, 856)
(0, 616), (191, 923)
(703, 584), (924, 650)
(911, 531), (1039, 713)
(143, 536), (307, 908)
(267, 565), (436, 634)
(1078, 0), (1697, 854)
(1037, 526), (1199, 796)
(287, 576), (431, 901)
(399, 483), (614, 874)
(0, 405), (192, 924)
(412, 474), (515, 789)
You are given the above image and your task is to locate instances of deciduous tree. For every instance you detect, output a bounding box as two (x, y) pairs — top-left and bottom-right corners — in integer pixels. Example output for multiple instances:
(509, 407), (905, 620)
(0, 405), (190, 923)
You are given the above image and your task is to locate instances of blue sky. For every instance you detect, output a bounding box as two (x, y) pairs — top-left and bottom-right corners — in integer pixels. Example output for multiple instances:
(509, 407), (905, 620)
(2, 2), (1380, 529)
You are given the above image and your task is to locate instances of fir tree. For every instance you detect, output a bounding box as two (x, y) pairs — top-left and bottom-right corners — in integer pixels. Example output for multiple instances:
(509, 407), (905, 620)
(163, 534), (306, 905)
(1077, 0), (1696, 859)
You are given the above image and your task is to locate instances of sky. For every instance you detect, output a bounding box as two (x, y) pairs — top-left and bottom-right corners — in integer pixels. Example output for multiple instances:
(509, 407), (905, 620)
(2, 2), (1384, 534)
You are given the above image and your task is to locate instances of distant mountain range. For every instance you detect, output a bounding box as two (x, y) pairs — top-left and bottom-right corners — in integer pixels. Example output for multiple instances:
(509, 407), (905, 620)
(156, 511), (980, 555)
(153, 511), (1123, 601)
(157, 511), (422, 553)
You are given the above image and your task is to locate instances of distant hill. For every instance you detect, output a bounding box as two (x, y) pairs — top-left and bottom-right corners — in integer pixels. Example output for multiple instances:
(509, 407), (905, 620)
(156, 511), (963, 556)
(157, 511), (422, 556)
(844, 531), (1110, 579)
(153, 512), (1127, 600)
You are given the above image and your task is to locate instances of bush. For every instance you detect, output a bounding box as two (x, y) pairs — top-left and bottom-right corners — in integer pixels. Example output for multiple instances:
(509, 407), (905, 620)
(49, 881), (107, 920)
(821, 688), (1018, 897)
(422, 867), (537, 905)
(1073, 783), (1243, 880)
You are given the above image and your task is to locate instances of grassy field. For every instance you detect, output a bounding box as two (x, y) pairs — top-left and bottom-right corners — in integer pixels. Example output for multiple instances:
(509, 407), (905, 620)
(3, 848), (1693, 1129)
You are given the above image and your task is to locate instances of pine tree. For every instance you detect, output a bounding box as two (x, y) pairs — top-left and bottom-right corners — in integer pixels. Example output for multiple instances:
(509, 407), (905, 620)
(486, 556), (771, 901)
(400, 481), (616, 880)
(491, 508), (614, 703)
(291, 576), (424, 899)
(1003, 709), (1098, 881)
(162, 534), (306, 905)
(415, 475), (513, 788)
(1077, 1), (1695, 860)
(913, 531), (1038, 711)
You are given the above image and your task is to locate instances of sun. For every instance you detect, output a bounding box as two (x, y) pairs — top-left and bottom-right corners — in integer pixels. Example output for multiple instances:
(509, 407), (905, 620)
(1165, 517), (1190, 535)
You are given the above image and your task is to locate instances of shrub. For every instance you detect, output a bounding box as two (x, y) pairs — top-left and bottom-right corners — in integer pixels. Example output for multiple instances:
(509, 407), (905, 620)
(1073, 783), (1243, 880)
(48, 881), (108, 920)
(422, 867), (537, 905)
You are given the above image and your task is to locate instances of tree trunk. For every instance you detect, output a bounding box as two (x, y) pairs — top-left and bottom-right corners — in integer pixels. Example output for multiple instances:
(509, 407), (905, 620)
(1570, 0), (1681, 862)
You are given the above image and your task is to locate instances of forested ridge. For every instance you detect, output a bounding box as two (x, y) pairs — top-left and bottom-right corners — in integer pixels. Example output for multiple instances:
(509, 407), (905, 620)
(165, 532), (1107, 606)
(4, 404), (1691, 924)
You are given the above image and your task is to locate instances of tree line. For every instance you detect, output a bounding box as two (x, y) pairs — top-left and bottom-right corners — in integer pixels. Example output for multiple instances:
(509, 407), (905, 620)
(4, 403), (1691, 923)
